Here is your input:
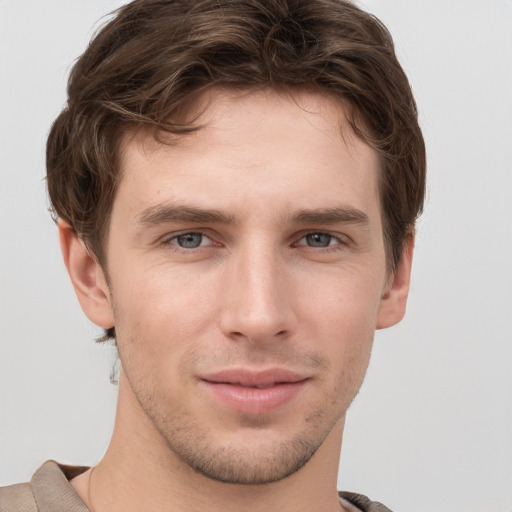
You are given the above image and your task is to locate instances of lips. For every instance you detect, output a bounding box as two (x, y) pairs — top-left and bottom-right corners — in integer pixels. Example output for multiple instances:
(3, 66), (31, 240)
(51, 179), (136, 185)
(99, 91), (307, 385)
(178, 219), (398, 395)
(200, 368), (308, 414)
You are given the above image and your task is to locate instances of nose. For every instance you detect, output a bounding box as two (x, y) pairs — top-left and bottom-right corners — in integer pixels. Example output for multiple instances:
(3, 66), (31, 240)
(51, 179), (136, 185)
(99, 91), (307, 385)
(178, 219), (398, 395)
(219, 243), (297, 345)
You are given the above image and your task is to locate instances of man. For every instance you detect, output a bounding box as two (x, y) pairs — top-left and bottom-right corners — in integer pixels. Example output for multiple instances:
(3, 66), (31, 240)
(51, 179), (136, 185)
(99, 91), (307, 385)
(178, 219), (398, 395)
(0, 0), (425, 511)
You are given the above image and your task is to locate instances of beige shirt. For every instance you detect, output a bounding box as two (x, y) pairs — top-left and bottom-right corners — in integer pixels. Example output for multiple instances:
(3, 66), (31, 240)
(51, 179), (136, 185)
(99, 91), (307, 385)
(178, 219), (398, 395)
(0, 461), (89, 512)
(0, 461), (392, 512)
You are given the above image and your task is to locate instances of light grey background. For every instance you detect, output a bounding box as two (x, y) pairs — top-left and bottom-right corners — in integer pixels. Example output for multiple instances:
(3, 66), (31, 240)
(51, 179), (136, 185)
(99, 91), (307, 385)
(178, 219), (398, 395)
(1, 1), (511, 511)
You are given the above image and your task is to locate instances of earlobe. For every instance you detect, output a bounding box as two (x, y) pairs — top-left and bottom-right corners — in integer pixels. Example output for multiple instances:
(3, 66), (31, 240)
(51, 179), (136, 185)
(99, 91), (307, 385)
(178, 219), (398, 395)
(58, 221), (115, 330)
(376, 235), (414, 330)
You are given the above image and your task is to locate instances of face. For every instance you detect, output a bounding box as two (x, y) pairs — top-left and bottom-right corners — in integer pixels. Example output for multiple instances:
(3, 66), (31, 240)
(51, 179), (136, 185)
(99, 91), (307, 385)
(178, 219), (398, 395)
(71, 88), (409, 485)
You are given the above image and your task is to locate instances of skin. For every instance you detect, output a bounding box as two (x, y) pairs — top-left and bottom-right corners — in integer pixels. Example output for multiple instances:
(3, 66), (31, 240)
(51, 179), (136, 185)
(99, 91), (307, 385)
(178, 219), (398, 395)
(61, 88), (413, 512)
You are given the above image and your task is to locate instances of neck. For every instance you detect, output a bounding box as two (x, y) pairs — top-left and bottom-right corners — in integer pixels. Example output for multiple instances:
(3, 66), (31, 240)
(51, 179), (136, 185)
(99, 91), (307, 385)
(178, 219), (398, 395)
(73, 374), (346, 512)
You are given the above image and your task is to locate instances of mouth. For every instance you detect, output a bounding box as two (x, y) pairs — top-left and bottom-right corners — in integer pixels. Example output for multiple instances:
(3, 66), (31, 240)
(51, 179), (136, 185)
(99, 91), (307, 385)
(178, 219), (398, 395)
(200, 368), (309, 414)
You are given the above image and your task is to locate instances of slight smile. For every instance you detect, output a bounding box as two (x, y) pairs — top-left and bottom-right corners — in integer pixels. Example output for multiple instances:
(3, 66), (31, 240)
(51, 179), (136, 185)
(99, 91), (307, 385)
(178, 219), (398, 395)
(200, 368), (310, 414)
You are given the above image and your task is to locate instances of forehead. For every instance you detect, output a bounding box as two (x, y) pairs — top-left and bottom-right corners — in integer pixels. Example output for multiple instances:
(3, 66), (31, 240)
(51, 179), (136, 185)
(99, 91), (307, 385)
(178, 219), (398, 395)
(116, 88), (382, 225)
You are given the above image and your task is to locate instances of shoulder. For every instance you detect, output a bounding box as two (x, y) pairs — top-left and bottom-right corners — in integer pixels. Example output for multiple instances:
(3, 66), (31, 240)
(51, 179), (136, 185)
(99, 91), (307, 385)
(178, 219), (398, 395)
(0, 460), (90, 512)
(340, 491), (394, 512)
(0, 481), (37, 512)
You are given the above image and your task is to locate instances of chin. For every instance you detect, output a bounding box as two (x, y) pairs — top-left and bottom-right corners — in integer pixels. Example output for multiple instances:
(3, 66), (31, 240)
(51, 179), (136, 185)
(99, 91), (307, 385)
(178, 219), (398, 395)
(179, 433), (324, 485)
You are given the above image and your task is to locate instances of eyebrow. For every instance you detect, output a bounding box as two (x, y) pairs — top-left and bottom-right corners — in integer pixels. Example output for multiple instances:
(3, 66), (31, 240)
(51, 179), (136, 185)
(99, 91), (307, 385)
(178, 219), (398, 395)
(136, 203), (369, 227)
(290, 207), (369, 226)
(137, 204), (236, 226)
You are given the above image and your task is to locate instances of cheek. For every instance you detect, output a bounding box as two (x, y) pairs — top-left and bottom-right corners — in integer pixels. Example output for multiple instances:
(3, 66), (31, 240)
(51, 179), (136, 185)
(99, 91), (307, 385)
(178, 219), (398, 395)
(301, 271), (384, 333)
(111, 267), (219, 357)
(116, 260), (214, 313)
(297, 271), (382, 374)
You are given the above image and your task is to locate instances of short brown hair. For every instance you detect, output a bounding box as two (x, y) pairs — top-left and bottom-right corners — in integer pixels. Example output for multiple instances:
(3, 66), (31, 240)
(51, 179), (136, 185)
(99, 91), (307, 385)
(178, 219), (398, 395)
(47, 0), (425, 271)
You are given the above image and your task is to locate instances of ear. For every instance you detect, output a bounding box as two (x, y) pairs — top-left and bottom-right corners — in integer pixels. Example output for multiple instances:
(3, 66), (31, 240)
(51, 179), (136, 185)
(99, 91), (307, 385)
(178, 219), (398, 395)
(376, 234), (414, 330)
(58, 221), (115, 330)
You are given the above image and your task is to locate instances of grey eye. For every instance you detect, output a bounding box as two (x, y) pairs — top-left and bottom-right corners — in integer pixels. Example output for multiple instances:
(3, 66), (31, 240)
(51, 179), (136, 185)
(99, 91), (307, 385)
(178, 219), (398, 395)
(175, 233), (204, 248)
(305, 233), (333, 247)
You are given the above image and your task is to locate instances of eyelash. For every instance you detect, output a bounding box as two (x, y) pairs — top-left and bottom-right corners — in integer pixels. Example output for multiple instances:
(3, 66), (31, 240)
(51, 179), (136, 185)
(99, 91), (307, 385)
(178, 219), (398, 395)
(293, 232), (350, 251)
(162, 231), (216, 251)
(161, 230), (350, 254)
